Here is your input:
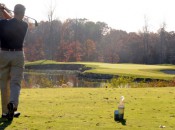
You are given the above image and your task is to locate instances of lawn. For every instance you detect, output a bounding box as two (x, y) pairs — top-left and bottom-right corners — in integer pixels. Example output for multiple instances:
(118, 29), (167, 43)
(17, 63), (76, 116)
(78, 62), (175, 80)
(0, 88), (175, 130)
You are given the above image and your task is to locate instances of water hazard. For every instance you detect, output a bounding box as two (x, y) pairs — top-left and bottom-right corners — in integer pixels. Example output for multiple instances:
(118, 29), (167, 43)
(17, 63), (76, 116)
(23, 70), (105, 88)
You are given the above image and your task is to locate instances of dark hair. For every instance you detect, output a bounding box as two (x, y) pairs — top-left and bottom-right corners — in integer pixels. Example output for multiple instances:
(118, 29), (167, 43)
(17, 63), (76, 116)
(14, 4), (26, 15)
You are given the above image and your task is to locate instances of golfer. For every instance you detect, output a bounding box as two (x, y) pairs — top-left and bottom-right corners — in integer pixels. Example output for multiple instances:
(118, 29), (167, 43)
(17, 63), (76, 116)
(0, 4), (28, 121)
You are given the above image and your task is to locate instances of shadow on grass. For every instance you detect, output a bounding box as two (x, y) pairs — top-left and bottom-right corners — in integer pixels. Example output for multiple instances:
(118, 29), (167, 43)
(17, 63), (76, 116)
(0, 118), (12, 130)
(115, 119), (127, 126)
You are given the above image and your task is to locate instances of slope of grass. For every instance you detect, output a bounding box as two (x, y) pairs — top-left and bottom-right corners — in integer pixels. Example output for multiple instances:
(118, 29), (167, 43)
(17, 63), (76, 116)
(25, 60), (175, 80)
(80, 62), (175, 80)
(0, 88), (175, 130)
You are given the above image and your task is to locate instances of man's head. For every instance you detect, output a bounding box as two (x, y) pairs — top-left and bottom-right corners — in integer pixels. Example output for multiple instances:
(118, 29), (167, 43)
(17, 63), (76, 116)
(14, 4), (25, 20)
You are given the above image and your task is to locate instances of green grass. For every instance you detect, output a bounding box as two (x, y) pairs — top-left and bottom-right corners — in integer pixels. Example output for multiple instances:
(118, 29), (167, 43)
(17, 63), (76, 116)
(1, 88), (175, 130)
(80, 63), (175, 80)
(25, 60), (175, 80)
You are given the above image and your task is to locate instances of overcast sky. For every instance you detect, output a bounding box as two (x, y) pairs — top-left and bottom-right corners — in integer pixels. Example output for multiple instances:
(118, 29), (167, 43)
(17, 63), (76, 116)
(1, 0), (175, 32)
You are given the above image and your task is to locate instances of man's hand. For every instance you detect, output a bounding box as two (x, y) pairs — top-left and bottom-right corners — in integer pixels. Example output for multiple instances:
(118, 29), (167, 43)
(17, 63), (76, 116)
(0, 3), (12, 19)
(0, 3), (5, 10)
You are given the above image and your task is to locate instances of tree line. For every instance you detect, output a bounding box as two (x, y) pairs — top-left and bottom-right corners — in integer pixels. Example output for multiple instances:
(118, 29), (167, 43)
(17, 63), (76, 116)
(24, 18), (175, 64)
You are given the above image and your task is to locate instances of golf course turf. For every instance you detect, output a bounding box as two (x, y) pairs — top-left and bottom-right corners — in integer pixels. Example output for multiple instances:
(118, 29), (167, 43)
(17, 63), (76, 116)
(0, 88), (175, 130)
(0, 61), (174, 129)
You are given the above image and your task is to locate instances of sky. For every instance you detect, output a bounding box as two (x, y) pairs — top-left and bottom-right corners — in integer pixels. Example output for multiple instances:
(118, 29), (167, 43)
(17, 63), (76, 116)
(1, 0), (175, 32)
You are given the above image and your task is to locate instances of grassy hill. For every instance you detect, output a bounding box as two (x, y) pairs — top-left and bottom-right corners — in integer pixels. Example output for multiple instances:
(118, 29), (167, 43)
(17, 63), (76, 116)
(1, 88), (175, 130)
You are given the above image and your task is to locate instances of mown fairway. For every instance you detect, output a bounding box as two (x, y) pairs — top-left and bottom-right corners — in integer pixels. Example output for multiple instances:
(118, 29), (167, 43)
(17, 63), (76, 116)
(0, 88), (175, 130)
(79, 63), (175, 80)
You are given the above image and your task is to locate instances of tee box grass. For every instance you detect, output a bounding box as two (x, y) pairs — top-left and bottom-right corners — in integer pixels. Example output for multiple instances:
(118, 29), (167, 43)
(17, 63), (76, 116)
(0, 87), (175, 130)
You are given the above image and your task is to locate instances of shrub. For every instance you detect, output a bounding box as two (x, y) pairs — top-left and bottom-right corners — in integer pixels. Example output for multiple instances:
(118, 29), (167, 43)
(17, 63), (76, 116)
(106, 76), (134, 88)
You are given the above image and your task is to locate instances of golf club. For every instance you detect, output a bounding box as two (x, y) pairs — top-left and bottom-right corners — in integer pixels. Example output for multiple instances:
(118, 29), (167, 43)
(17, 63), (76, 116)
(0, 4), (38, 26)
(9, 9), (38, 27)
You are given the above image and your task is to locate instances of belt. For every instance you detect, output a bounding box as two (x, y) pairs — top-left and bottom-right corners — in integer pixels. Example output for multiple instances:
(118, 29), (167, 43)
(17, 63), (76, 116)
(1, 48), (23, 51)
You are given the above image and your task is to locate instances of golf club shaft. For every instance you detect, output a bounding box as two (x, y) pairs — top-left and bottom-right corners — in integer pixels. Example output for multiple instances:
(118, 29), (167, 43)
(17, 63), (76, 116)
(9, 9), (38, 25)
(1, 5), (38, 26)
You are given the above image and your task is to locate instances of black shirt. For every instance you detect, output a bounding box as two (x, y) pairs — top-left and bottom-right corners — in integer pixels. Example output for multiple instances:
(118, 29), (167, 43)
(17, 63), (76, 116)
(0, 18), (28, 49)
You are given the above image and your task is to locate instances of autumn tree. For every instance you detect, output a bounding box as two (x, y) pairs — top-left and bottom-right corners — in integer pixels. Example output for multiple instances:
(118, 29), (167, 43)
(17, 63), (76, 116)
(82, 39), (96, 61)
(142, 15), (149, 64)
(23, 17), (175, 64)
(158, 22), (167, 63)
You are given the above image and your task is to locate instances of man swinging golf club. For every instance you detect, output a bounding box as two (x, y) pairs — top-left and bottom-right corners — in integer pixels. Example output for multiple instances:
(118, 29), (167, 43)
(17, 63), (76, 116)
(0, 4), (28, 121)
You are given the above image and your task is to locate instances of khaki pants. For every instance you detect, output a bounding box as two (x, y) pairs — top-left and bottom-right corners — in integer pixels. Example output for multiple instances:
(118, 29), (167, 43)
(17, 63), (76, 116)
(0, 51), (24, 113)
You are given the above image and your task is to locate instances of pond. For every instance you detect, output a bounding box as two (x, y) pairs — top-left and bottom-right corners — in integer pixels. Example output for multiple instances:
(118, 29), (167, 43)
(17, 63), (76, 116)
(161, 70), (175, 75)
(23, 70), (106, 88)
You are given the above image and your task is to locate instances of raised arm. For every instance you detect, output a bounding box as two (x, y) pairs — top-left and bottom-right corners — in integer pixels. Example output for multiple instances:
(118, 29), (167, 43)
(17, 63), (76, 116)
(0, 3), (12, 19)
